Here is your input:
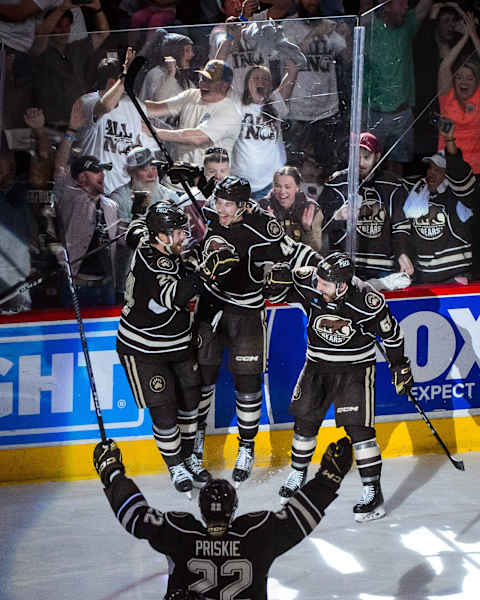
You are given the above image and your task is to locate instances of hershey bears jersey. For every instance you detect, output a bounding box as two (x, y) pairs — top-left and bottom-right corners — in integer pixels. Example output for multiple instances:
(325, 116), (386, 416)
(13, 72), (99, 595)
(187, 203), (318, 312)
(105, 473), (337, 600)
(319, 169), (410, 274)
(116, 241), (195, 359)
(284, 270), (405, 370)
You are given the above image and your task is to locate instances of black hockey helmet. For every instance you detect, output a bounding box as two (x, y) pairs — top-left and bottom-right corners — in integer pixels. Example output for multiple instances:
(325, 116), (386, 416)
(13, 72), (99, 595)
(199, 478), (238, 536)
(214, 176), (251, 206)
(146, 202), (188, 237)
(316, 252), (354, 285)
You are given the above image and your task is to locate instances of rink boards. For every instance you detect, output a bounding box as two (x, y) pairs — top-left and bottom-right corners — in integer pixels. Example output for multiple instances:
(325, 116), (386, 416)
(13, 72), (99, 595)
(0, 284), (479, 482)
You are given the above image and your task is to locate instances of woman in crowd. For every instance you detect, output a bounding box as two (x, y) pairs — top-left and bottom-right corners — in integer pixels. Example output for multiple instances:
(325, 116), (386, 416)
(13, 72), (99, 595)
(258, 166), (323, 252)
(231, 61), (297, 200)
(437, 11), (480, 174)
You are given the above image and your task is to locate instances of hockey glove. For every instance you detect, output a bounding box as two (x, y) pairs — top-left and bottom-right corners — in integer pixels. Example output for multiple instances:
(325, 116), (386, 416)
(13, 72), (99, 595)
(316, 436), (353, 491)
(264, 263), (293, 298)
(391, 358), (414, 396)
(168, 162), (202, 186)
(93, 439), (125, 487)
(200, 248), (240, 281)
(197, 173), (216, 199)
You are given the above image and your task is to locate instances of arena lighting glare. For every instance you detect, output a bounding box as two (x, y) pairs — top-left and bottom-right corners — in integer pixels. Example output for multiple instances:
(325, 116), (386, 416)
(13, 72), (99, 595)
(309, 538), (364, 575)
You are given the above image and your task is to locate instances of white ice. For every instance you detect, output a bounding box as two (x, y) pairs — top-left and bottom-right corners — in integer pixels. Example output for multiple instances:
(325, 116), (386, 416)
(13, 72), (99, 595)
(1, 451), (479, 600)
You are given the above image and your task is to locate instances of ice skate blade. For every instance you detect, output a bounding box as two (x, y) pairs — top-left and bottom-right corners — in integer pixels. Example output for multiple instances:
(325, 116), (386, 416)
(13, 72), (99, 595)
(233, 480), (242, 489)
(192, 479), (209, 489)
(354, 505), (386, 523)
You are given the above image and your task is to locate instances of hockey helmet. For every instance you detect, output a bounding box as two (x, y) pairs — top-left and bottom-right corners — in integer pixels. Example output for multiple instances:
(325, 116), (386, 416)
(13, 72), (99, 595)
(214, 176), (251, 206)
(316, 252), (354, 299)
(146, 202), (189, 252)
(199, 478), (238, 536)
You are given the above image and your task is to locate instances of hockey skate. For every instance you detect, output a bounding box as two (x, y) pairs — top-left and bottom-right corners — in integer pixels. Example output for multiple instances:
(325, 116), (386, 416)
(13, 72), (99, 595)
(168, 463), (193, 498)
(185, 453), (212, 488)
(353, 482), (385, 522)
(193, 423), (206, 461)
(232, 438), (254, 487)
(278, 468), (307, 505)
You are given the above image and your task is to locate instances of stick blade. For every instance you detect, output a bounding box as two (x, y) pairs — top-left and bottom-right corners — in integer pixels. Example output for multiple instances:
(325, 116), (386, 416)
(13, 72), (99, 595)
(452, 458), (465, 471)
(124, 55), (147, 93)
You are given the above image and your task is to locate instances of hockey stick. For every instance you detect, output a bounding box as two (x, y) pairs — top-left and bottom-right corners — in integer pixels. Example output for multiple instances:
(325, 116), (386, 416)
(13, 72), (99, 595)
(123, 56), (207, 224)
(60, 246), (107, 442)
(0, 231), (126, 307)
(376, 341), (465, 471)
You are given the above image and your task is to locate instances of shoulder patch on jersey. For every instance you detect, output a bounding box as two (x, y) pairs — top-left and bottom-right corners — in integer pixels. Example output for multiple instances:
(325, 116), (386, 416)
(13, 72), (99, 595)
(365, 291), (382, 310)
(157, 256), (175, 271)
(149, 375), (166, 393)
(295, 266), (316, 280)
(266, 218), (282, 238)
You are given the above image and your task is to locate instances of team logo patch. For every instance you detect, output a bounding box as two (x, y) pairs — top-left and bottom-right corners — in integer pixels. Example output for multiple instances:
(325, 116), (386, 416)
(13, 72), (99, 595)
(203, 235), (236, 259)
(365, 292), (382, 309)
(267, 219), (282, 238)
(413, 203), (447, 240)
(149, 375), (166, 393)
(296, 266), (316, 279)
(357, 189), (385, 239)
(313, 314), (355, 346)
(157, 256), (174, 271)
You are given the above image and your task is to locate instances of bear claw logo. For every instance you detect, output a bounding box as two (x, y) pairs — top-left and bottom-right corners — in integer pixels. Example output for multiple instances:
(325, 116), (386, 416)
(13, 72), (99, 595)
(413, 203), (447, 240)
(149, 375), (166, 393)
(313, 314), (355, 345)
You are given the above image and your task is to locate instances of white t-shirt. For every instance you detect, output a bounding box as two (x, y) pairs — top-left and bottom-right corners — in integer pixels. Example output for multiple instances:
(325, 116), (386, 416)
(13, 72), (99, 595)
(285, 18), (347, 122)
(139, 66), (186, 102)
(165, 88), (242, 167)
(209, 9), (270, 100)
(77, 92), (153, 195)
(0, 0), (56, 52)
(231, 90), (287, 192)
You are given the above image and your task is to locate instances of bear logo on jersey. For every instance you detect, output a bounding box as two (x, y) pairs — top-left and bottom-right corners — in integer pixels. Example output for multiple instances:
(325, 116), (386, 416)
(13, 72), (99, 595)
(365, 292), (382, 310)
(413, 203), (447, 240)
(296, 266), (316, 280)
(149, 375), (166, 393)
(357, 188), (385, 239)
(203, 236), (237, 260)
(157, 256), (175, 271)
(313, 314), (355, 345)
(266, 219), (282, 238)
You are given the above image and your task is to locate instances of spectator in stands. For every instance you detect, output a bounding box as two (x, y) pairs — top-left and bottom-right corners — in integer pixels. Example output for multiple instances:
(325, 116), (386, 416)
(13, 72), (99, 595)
(31, 3), (109, 129)
(283, 10), (349, 177)
(231, 62), (297, 200)
(145, 59), (242, 184)
(361, 0), (433, 176)
(209, 0), (293, 98)
(413, 3), (463, 159)
(0, 0), (58, 54)
(130, 0), (176, 30)
(2, 47), (33, 130)
(437, 11), (480, 174)
(403, 121), (475, 284)
(138, 30), (196, 103)
(74, 47), (157, 195)
(54, 154), (122, 306)
(259, 165), (323, 252)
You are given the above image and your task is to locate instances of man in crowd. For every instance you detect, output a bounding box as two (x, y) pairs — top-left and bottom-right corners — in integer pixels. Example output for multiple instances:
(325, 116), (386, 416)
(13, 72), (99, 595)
(54, 154), (119, 306)
(319, 132), (414, 285)
(403, 122), (476, 284)
(119, 202), (239, 494)
(186, 175), (319, 485)
(93, 434), (352, 598)
(265, 252), (413, 521)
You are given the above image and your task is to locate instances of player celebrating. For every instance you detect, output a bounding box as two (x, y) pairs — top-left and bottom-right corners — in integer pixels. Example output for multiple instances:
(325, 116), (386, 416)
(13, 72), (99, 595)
(117, 202), (238, 495)
(187, 175), (318, 486)
(93, 435), (353, 599)
(266, 252), (413, 521)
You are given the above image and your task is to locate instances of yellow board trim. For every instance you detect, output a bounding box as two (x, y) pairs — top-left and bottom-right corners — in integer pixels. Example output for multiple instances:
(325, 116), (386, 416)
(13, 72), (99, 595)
(1, 415), (479, 484)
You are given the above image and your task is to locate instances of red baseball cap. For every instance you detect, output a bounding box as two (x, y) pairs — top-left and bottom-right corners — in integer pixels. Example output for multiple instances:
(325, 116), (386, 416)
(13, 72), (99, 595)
(359, 132), (380, 154)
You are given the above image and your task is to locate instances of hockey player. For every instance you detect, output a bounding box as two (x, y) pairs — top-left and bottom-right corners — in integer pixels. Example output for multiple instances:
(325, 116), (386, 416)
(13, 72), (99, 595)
(93, 435), (353, 599)
(402, 123), (476, 284)
(266, 252), (413, 521)
(319, 132), (414, 281)
(117, 202), (239, 495)
(187, 175), (318, 486)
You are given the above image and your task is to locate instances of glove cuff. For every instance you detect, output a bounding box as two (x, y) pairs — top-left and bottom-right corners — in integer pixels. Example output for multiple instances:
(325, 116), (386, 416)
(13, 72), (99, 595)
(314, 466), (343, 491)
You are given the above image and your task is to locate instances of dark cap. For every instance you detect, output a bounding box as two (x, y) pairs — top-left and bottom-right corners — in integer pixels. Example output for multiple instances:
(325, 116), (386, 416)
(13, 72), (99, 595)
(197, 59), (233, 85)
(70, 155), (112, 180)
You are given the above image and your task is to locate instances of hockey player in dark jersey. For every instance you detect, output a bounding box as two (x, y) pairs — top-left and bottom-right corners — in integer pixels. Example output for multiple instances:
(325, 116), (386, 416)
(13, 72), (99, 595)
(93, 435), (353, 599)
(402, 123), (476, 284)
(117, 202), (239, 495)
(265, 252), (413, 521)
(319, 132), (414, 282)
(186, 175), (319, 486)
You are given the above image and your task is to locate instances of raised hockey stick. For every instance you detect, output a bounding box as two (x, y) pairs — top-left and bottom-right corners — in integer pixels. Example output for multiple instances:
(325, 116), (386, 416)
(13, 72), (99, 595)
(0, 231), (126, 307)
(60, 246), (108, 442)
(123, 55), (207, 224)
(376, 341), (465, 471)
